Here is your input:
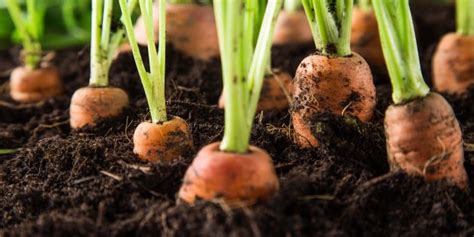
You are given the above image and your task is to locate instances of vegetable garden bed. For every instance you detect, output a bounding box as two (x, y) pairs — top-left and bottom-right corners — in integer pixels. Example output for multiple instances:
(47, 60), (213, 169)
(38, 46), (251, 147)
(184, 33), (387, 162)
(1, 1), (474, 236)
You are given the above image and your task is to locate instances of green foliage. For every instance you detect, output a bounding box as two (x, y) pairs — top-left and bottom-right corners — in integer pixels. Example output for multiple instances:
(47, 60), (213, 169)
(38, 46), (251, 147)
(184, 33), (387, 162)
(372, 0), (429, 104)
(302, 0), (353, 56)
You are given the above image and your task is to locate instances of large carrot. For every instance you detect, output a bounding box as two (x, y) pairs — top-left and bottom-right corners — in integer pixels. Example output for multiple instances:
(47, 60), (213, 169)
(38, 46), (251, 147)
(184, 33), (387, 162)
(178, 0), (282, 207)
(373, 0), (468, 189)
(432, 0), (474, 95)
(129, 0), (219, 61)
(273, 0), (312, 45)
(292, 0), (376, 148)
(6, 0), (63, 103)
(351, 0), (385, 73)
(70, 0), (135, 129)
(121, 0), (193, 162)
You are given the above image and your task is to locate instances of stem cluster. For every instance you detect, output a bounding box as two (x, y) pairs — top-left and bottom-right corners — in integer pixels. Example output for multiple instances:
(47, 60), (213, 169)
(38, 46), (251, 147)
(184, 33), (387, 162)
(215, 0), (282, 153)
(121, 0), (167, 123)
(372, 0), (429, 104)
(301, 0), (353, 56)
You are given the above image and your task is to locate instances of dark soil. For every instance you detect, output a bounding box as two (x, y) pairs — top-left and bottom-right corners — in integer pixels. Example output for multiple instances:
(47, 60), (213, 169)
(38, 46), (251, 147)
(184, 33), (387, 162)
(1, 3), (474, 236)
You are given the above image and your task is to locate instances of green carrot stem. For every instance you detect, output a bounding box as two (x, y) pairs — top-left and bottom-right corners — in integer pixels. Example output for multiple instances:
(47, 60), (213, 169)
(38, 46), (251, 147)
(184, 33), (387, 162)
(120, 0), (167, 123)
(457, 0), (474, 36)
(302, 0), (352, 56)
(372, 0), (429, 104)
(6, 0), (43, 69)
(284, 0), (302, 12)
(358, 0), (372, 11)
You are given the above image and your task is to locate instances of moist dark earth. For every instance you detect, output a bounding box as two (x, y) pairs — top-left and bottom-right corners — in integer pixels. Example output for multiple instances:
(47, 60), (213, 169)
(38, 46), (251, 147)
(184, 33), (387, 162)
(1, 3), (474, 236)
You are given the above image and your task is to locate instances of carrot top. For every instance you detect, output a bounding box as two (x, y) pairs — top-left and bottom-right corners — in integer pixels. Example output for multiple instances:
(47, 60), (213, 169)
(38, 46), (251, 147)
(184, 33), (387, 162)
(372, 0), (429, 104)
(457, 0), (474, 36)
(89, 0), (137, 86)
(121, 0), (167, 124)
(5, 0), (46, 69)
(301, 0), (353, 56)
(215, 0), (282, 153)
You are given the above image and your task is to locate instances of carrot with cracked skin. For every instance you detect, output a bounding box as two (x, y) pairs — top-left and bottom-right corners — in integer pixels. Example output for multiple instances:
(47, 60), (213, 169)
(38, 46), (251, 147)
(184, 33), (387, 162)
(70, 0), (136, 129)
(292, 0), (376, 148)
(6, 0), (63, 103)
(121, 0), (193, 162)
(351, 0), (385, 73)
(432, 0), (474, 95)
(373, 0), (468, 189)
(124, 0), (219, 61)
(178, 0), (282, 207)
(273, 0), (312, 45)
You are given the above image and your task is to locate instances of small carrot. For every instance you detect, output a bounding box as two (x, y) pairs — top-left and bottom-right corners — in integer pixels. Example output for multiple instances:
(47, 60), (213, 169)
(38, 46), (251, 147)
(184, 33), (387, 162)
(432, 0), (474, 95)
(218, 71), (292, 111)
(178, 0), (282, 206)
(373, 0), (468, 189)
(292, 0), (376, 148)
(131, 1), (219, 61)
(70, 0), (136, 129)
(273, 0), (312, 45)
(121, 0), (193, 162)
(178, 142), (279, 207)
(6, 0), (63, 103)
(351, 1), (385, 72)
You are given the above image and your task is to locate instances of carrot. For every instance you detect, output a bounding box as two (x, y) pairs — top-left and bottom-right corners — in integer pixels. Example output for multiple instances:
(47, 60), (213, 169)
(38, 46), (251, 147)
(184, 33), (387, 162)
(178, 142), (279, 207)
(131, 2), (219, 61)
(133, 116), (193, 162)
(70, 0), (137, 129)
(178, 0), (282, 206)
(10, 66), (62, 103)
(70, 86), (129, 128)
(292, 0), (376, 148)
(121, 0), (194, 162)
(273, 0), (312, 45)
(351, 5), (385, 72)
(373, 0), (468, 188)
(432, 0), (474, 94)
(218, 71), (293, 111)
(6, 0), (63, 103)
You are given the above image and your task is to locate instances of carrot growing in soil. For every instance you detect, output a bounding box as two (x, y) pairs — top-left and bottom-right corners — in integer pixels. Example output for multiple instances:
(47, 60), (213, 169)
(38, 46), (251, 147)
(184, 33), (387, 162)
(69, 0), (137, 129)
(178, 0), (282, 207)
(432, 0), (474, 94)
(218, 0), (292, 112)
(120, 0), (194, 162)
(351, 0), (385, 73)
(292, 0), (376, 148)
(129, 0), (219, 61)
(273, 0), (313, 45)
(373, 0), (468, 189)
(6, 0), (63, 103)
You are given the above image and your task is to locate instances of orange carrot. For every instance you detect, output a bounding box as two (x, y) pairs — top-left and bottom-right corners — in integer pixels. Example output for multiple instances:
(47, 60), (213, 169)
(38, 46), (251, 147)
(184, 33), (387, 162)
(133, 116), (194, 162)
(219, 71), (293, 111)
(373, 0), (468, 188)
(10, 65), (62, 103)
(69, 87), (129, 129)
(292, 53), (376, 148)
(433, 33), (474, 94)
(292, 0), (376, 148)
(178, 142), (279, 207)
(273, 10), (313, 45)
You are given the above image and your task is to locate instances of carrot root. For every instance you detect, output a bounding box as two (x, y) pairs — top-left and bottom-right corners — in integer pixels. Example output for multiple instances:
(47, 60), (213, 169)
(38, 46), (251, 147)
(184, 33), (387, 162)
(385, 92), (468, 189)
(273, 10), (313, 45)
(178, 142), (279, 207)
(433, 33), (474, 95)
(10, 66), (63, 103)
(133, 116), (194, 162)
(291, 53), (376, 148)
(70, 86), (129, 129)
